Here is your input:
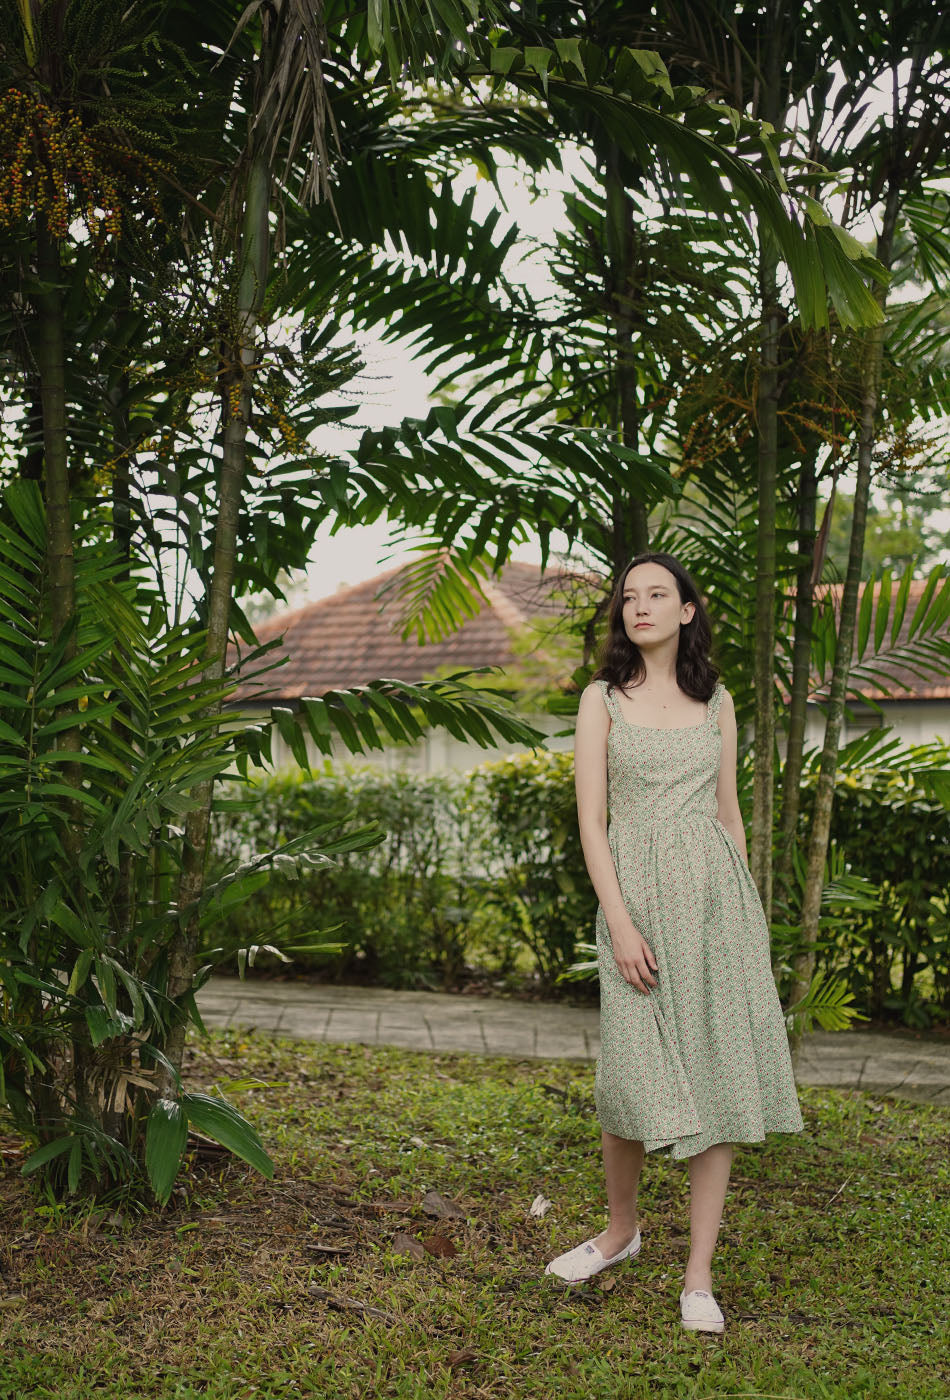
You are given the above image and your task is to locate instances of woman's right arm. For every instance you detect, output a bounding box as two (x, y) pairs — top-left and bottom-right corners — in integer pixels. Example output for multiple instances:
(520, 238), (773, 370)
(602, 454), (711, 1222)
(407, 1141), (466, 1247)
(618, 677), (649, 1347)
(574, 684), (658, 995)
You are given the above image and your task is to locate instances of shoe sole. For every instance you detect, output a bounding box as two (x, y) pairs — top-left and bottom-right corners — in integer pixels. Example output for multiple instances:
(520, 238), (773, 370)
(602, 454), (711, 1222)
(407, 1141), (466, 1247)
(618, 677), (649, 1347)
(681, 1317), (724, 1333)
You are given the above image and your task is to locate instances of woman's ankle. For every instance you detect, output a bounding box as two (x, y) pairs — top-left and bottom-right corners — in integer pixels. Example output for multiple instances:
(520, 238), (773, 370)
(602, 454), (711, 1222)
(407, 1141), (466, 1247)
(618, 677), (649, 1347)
(596, 1216), (638, 1248)
(683, 1260), (714, 1294)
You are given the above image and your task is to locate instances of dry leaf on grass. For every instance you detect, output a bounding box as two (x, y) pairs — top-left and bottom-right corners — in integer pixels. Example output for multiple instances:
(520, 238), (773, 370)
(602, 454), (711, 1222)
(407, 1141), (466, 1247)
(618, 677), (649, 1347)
(529, 1194), (552, 1217)
(446, 1348), (479, 1368)
(421, 1190), (467, 1220)
(307, 1285), (398, 1325)
(596, 1275), (616, 1293)
(422, 1235), (457, 1258)
(392, 1231), (426, 1261)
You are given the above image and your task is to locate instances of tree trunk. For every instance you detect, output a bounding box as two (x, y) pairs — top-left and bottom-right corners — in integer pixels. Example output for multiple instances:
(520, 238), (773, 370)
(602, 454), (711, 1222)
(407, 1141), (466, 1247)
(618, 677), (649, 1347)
(776, 449), (818, 893)
(605, 151), (649, 570)
(109, 362), (136, 945)
(789, 194), (898, 1010)
(751, 230), (780, 917)
(749, 1), (787, 920)
(162, 34), (276, 1083)
(34, 227), (77, 710)
(31, 217), (86, 1139)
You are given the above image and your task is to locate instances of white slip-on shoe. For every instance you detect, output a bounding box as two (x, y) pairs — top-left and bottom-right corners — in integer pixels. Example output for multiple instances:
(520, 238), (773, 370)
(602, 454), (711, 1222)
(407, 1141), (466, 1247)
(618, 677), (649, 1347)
(544, 1229), (641, 1284)
(680, 1288), (725, 1333)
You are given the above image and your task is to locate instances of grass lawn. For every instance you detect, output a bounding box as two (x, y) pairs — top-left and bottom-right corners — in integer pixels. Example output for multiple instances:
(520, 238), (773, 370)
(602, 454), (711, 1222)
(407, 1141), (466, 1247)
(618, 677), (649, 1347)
(1, 1027), (948, 1400)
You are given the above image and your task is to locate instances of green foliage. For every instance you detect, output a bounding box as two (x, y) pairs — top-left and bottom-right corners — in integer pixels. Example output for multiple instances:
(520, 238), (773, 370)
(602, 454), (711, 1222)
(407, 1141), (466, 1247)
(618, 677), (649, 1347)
(209, 754), (598, 990)
(144, 1097), (188, 1206)
(209, 765), (505, 988)
(469, 751), (595, 982)
(783, 970), (866, 1036)
(211, 743), (950, 1026)
(0, 480), (377, 1199)
(817, 755), (950, 1026)
(767, 731), (950, 1027)
(252, 667), (547, 769)
(808, 560), (950, 705)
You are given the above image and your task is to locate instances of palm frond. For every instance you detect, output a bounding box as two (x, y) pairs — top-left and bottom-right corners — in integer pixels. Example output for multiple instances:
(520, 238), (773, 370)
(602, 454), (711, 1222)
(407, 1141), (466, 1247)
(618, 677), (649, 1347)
(784, 970), (867, 1035)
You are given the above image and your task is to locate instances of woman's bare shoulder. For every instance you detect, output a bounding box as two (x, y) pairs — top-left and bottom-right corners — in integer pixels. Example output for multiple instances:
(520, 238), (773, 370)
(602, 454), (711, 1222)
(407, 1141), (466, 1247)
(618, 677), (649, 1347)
(578, 680), (610, 720)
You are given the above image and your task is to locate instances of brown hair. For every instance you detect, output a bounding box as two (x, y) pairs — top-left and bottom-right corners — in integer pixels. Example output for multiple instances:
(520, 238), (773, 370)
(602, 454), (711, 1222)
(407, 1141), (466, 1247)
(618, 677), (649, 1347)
(592, 551), (719, 700)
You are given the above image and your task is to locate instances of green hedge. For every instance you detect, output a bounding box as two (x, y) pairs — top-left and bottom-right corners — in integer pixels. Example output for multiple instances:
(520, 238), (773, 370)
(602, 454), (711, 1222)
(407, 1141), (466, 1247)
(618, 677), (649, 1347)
(208, 754), (950, 1022)
(819, 768), (950, 1027)
(208, 755), (597, 991)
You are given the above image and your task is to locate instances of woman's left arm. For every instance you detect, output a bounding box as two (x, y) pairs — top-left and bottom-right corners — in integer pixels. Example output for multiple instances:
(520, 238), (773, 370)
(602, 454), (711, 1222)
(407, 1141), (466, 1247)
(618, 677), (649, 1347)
(714, 688), (749, 866)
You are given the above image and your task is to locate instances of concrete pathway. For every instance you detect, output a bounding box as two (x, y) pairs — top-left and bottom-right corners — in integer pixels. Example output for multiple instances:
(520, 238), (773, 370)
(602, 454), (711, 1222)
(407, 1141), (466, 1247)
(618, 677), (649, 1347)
(195, 976), (950, 1107)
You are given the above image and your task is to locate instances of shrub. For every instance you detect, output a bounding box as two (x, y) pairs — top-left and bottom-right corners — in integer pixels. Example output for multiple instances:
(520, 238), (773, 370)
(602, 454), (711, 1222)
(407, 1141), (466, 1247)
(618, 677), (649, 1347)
(208, 750), (950, 1023)
(468, 751), (597, 984)
(207, 754), (595, 991)
(821, 766), (950, 1025)
(209, 765), (503, 989)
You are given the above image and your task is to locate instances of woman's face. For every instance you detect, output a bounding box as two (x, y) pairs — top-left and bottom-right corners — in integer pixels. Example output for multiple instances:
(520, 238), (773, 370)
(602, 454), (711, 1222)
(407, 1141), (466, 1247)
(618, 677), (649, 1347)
(620, 563), (694, 647)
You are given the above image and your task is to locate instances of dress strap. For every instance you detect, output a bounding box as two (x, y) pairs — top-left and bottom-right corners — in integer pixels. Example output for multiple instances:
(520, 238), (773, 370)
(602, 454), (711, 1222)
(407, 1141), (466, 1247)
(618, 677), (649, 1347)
(707, 681), (725, 722)
(593, 677), (615, 717)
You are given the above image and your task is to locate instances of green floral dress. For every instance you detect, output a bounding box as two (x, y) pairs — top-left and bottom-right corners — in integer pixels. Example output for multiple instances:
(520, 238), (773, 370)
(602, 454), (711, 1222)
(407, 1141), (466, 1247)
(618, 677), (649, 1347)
(592, 678), (804, 1158)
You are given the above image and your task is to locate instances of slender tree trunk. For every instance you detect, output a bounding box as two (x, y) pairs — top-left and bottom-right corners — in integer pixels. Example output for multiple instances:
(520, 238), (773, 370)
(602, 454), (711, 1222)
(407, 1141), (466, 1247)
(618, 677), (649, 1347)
(789, 195), (898, 1009)
(752, 230), (780, 916)
(18, 0), (37, 67)
(749, 2), (787, 919)
(162, 36), (276, 1082)
(605, 152), (649, 571)
(35, 228), (76, 678)
(109, 360), (136, 945)
(32, 217), (91, 1138)
(776, 450), (818, 891)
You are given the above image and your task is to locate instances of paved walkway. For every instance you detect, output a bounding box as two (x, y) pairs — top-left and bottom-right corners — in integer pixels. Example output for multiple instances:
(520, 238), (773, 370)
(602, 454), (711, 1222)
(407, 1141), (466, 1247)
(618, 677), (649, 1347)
(196, 977), (950, 1106)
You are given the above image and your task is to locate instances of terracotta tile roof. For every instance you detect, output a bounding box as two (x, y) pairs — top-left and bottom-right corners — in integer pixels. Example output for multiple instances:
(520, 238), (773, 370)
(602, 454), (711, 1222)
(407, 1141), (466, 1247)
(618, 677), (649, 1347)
(229, 564), (950, 706)
(230, 559), (584, 703)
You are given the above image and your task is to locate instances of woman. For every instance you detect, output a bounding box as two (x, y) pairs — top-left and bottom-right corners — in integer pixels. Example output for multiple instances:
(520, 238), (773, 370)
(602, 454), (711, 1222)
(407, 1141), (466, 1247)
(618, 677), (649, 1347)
(545, 552), (803, 1333)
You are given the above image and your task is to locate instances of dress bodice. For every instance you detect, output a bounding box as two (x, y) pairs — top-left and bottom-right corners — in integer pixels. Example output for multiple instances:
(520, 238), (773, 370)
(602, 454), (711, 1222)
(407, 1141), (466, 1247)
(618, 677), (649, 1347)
(595, 678), (725, 832)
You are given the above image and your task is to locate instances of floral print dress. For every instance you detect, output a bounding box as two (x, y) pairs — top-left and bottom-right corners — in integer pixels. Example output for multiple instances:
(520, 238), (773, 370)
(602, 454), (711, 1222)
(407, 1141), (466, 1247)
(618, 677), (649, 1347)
(592, 678), (804, 1158)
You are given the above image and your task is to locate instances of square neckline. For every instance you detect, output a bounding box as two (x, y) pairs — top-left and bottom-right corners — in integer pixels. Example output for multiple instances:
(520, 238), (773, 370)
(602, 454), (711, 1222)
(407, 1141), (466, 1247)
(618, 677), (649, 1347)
(601, 679), (719, 733)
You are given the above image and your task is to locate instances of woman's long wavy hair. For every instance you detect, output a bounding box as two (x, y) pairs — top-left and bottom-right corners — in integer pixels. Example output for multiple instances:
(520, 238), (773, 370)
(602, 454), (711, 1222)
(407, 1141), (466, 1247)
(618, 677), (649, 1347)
(592, 552), (720, 700)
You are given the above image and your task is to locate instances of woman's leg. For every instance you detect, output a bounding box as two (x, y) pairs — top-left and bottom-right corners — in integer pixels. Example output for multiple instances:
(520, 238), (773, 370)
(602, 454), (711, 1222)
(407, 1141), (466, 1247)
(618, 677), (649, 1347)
(684, 1142), (733, 1294)
(592, 1130), (644, 1256)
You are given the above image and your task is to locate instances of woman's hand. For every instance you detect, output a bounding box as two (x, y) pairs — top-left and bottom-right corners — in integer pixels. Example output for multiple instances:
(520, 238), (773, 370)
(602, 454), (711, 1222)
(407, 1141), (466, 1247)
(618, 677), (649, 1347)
(609, 926), (658, 994)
